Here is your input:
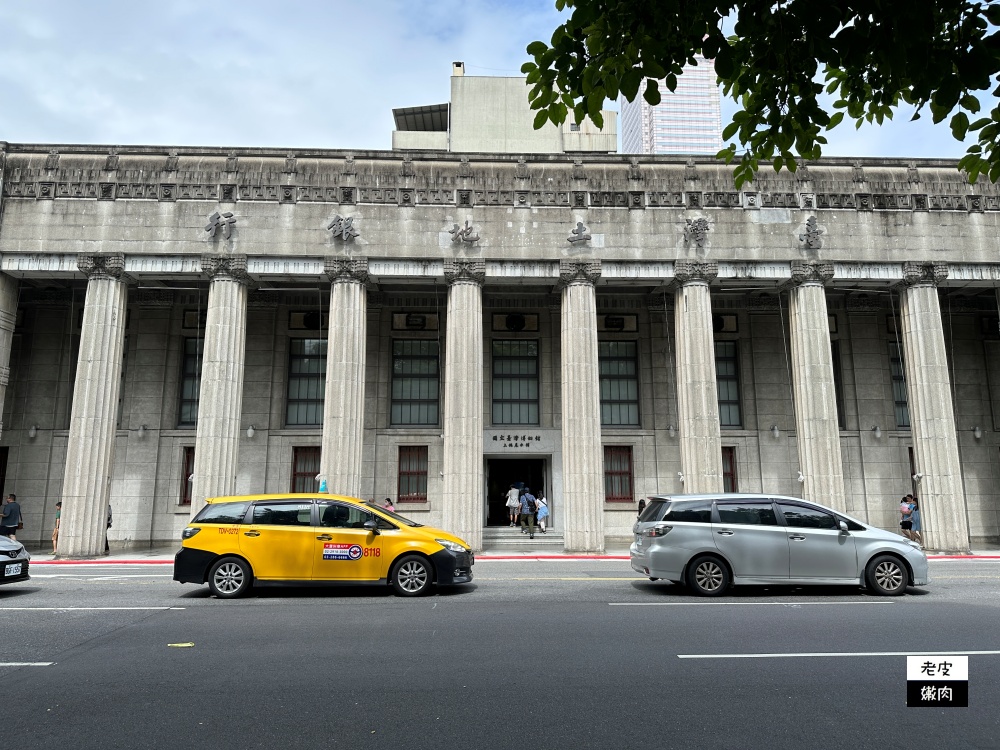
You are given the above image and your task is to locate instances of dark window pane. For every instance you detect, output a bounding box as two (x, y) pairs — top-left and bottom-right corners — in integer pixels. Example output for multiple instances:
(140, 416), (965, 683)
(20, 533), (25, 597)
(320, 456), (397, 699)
(193, 502), (250, 525)
(252, 502), (313, 526)
(778, 503), (839, 530)
(287, 338), (327, 426)
(665, 501), (712, 523)
(717, 502), (777, 526)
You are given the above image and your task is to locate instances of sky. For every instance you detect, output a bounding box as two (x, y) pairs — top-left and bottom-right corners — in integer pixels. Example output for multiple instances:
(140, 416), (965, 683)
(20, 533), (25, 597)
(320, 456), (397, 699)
(0, 0), (980, 161)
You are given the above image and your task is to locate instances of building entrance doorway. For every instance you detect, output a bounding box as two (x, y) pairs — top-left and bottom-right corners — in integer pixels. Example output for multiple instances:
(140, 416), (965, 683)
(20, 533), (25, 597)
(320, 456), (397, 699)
(485, 458), (546, 527)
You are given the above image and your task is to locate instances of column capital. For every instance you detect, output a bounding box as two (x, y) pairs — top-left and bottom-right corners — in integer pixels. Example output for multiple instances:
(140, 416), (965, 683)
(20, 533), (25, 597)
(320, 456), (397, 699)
(673, 260), (718, 285)
(789, 261), (834, 286)
(202, 254), (252, 285)
(77, 253), (125, 280)
(324, 257), (369, 284)
(902, 261), (948, 288)
(444, 259), (486, 286)
(558, 260), (601, 288)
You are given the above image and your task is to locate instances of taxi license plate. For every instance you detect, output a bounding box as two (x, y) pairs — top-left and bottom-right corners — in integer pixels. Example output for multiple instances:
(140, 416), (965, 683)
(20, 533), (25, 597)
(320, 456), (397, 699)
(4, 563), (22, 576)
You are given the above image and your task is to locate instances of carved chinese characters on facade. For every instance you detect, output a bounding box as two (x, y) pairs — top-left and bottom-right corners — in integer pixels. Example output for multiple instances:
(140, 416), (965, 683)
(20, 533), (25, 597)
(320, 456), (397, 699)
(449, 220), (480, 244)
(205, 211), (236, 239)
(327, 215), (359, 240)
(684, 218), (710, 250)
(799, 216), (824, 250)
(568, 222), (591, 243)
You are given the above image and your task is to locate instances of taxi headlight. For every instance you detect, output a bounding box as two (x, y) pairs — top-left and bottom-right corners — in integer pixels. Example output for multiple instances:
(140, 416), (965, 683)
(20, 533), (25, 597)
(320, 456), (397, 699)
(435, 539), (467, 553)
(181, 527), (201, 540)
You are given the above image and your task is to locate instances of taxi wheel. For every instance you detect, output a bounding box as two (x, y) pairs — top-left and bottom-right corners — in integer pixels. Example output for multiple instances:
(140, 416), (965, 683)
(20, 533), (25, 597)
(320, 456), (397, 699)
(391, 555), (433, 597)
(208, 556), (253, 599)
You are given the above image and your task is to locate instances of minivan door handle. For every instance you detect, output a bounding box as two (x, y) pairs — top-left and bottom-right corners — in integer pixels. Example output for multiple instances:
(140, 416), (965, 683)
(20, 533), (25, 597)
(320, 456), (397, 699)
(316, 534), (333, 541)
(243, 530), (261, 537)
(789, 535), (806, 541)
(716, 530), (735, 536)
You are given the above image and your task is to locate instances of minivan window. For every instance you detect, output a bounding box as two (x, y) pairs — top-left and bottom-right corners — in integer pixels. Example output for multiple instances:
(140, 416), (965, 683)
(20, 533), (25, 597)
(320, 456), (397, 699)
(717, 502), (778, 526)
(778, 503), (838, 530)
(638, 500), (667, 523)
(252, 502), (312, 526)
(193, 502), (250, 525)
(665, 501), (712, 523)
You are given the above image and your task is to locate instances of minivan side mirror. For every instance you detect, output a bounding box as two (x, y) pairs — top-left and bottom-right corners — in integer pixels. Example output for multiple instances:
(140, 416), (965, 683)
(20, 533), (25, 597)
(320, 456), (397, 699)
(364, 519), (380, 535)
(838, 520), (849, 533)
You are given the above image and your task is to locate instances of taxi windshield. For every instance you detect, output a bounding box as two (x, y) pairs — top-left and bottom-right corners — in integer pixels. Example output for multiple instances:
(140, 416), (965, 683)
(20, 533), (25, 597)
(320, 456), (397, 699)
(366, 502), (423, 527)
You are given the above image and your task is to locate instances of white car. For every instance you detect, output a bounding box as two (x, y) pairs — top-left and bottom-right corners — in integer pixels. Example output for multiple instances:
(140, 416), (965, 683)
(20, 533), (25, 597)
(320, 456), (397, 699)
(0, 537), (30, 586)
(631, 493), (929, 596)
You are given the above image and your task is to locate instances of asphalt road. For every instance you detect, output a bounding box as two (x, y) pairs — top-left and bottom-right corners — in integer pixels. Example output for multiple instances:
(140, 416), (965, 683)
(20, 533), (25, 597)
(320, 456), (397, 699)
(3, 558), (999, 750)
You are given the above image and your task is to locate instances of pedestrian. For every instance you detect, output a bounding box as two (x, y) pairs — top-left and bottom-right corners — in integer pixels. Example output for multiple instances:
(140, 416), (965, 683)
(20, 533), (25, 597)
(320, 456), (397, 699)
(638, 498), (647, 518)
(0, 494), (21, 541)
(910, 498), (922, 546)
(519, 487), (537, 539)
(382, 497), (396, 513)
(536, 491), (549, 533)
(105, 503), (113, 552)
(899, 495), (914, 541)
(52, 501), (62, 553)
(505, 484), (520, 527)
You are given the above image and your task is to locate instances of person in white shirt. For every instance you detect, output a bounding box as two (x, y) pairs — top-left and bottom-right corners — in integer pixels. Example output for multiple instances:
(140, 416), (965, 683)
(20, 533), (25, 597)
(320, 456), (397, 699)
(505, 485), (520, 527)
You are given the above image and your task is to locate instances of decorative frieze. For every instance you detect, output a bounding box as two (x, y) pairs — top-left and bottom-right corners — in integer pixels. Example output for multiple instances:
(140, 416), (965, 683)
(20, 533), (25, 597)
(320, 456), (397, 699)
(789, 261), (835, 285)
(78, 253), (126, 280)
(444, 259), (486, 286)
(674, 260), (718, 285)
(325, 257), (369, 285)
(558, 260), (602, 287)
(202, 254), (251, 285)
(902, 261), (949, 287)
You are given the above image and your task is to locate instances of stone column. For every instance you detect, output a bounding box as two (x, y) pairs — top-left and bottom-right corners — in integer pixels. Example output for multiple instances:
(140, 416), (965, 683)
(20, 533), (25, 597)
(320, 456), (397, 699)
(560, 261), (605, 552)
(0, 273), (18, 439)
(674, 261), (723, 493)
(440, 261), (485, 551)
(899, 262), (970, 553)
(190, 256), (250, 514)
(788, 262), (846, 510)
(58, 254), (128, 557)
(321, 258), (368, 497)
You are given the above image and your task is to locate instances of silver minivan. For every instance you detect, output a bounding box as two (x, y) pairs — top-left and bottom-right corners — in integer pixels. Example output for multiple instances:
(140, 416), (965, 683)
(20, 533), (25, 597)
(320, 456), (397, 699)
(630, 493), (929, 596)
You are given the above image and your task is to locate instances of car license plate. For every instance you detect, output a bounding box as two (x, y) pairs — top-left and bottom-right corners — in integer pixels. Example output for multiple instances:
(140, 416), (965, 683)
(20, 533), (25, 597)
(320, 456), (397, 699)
(4, 563), (21, 576)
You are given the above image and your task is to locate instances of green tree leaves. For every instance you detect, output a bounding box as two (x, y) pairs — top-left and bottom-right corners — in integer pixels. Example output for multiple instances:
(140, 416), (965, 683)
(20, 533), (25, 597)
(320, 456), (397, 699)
(524, 0), (1000, 187)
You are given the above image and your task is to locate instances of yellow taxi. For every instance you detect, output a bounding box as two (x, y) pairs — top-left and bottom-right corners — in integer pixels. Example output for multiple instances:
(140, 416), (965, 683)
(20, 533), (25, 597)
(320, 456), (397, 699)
(173, 494), (474, 598)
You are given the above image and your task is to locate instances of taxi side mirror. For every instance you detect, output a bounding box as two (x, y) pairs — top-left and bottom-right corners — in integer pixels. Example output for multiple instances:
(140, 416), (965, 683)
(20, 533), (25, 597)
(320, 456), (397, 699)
(364, 519), (380, 535)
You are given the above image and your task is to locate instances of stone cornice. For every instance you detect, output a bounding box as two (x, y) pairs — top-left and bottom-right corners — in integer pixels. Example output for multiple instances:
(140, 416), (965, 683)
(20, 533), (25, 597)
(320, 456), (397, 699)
(324, 257), (369, 285)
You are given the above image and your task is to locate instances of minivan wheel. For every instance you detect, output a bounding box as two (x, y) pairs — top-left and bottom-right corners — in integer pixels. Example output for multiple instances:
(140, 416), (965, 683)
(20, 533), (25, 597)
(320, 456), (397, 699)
(865, 554), (908, 596)
(208, 556), (253, 599)
(686, 555), (731, 597)
(391, 555), (433, 597)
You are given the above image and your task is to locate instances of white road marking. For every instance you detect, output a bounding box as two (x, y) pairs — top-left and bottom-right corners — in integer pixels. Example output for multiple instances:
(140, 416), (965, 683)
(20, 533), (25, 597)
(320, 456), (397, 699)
(0, 607), (184, 611)
(609, 601), (894, 606)
(0, 662), (53, 666)
(678, 650), (1000, 659)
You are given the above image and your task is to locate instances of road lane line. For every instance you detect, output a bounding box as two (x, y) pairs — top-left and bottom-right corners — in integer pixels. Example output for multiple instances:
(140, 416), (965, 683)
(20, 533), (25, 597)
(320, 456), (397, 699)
(0, 607), (184, 611)
(0, 662), (53, 666)
(678, 650), (1000, 659)
(610, 601), (894, 606)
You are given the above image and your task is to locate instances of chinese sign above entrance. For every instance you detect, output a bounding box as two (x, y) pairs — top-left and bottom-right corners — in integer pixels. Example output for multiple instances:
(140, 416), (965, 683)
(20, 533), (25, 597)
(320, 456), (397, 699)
(485, 430), (558, 453)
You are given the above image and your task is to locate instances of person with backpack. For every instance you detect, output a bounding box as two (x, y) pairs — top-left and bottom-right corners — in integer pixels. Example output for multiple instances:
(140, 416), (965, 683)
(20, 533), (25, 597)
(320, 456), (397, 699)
(535, 491), (549, 533)
(519, 487), (537, 539)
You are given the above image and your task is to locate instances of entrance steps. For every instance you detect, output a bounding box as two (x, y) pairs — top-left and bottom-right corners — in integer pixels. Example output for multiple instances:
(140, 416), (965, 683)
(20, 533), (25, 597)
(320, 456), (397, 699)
(481, 526), (564, 551)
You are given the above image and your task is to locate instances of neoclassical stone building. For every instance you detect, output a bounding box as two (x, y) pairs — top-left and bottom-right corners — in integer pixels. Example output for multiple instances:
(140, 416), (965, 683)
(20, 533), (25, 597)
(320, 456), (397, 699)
(0, 143), (997, 554)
